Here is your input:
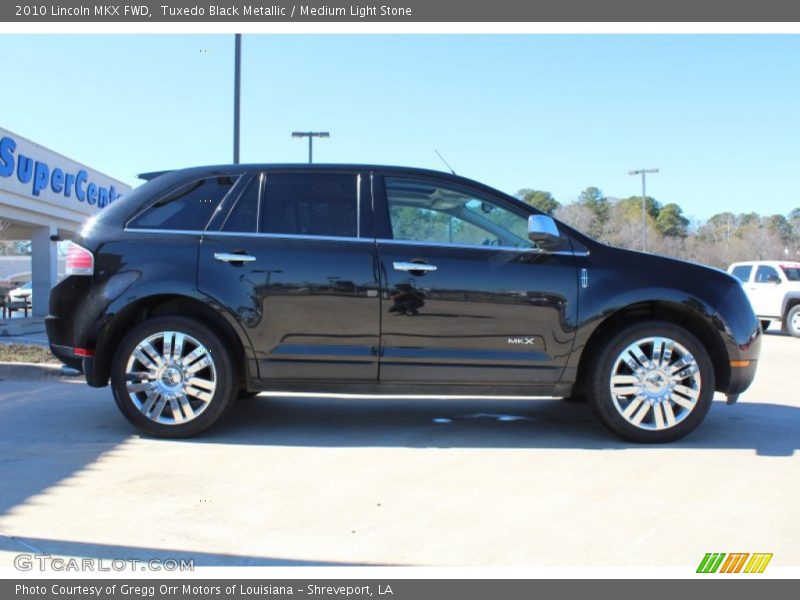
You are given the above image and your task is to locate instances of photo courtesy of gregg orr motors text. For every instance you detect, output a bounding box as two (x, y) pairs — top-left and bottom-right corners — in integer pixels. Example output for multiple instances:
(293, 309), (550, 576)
(15, 584), (392, 597)
(14, 4), (414, 18)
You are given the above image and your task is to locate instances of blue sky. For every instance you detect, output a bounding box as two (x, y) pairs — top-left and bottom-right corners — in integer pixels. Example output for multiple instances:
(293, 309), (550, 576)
(2, 34), (799, 221)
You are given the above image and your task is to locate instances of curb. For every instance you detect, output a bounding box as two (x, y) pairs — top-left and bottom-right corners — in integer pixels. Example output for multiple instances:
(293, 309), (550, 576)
(0, 362), (82, 382)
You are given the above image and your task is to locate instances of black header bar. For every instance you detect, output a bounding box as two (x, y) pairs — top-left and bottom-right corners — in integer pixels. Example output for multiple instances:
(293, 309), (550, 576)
(3, 0), (800, 22)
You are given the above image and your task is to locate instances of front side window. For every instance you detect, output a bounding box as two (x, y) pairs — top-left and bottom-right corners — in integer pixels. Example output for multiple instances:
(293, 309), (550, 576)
(129, 176), (237, 231)
(385, 178), (532, 249)
(260, 173), (358, 238)
(731, 265), (753, 283)
(755, 265), (780, 283)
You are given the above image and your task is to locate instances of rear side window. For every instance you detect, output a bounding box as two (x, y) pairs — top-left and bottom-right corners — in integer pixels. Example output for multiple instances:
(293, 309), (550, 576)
(221, 177), (260, 233)
(128, 176), (237, 231)
(731, 265), (752, 283)
(261, 173), (358, 238)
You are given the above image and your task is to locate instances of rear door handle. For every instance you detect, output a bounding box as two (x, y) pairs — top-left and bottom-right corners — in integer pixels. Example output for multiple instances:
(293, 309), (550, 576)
(214, 252), (256, 263)
(393, 261), (437, 272)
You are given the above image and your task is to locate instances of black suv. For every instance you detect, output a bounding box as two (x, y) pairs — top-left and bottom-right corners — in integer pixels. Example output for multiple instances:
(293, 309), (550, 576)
(47, 165), (760, 442)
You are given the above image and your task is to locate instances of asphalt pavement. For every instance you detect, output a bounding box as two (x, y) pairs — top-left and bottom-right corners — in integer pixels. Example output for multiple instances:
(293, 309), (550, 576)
(0, 332), (797, 569)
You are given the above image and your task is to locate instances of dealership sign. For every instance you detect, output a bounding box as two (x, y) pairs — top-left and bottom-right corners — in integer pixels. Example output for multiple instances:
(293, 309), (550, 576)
(0, 133), (120, 208)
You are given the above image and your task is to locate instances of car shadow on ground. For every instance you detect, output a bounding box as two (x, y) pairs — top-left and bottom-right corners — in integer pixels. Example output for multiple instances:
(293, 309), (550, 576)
(0, 535), (381, 567)
(190, 395), (800, 458)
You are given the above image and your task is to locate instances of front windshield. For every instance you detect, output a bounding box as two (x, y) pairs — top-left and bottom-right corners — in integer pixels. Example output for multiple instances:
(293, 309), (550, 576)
(781, 265), (800, 281)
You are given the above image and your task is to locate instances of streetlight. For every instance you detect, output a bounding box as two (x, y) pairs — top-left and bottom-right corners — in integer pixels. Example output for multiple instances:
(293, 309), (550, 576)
(628, 168), (659, 252)
(233, 34), (241, 164)
(292, 131), (330, 163)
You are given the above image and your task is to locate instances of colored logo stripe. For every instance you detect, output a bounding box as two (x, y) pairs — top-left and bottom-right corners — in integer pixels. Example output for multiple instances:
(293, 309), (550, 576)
(697, 552), (773, 573)
(744, 553), (773, 573)
(697, 553), (726, 573)
(720, 553), (749, 573)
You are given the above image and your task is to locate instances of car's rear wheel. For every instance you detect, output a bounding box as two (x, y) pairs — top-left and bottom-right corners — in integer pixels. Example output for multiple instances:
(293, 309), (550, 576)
(785, 306), (800, 338)
(110, 316), (236, 438)
(587, 320), (715, 443)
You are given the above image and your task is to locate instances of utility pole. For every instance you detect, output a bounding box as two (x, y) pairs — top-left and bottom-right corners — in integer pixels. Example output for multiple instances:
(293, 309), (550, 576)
(628, 168), (659, 252)
(291, 131), (330, 163)
(233, 34), (241, 164)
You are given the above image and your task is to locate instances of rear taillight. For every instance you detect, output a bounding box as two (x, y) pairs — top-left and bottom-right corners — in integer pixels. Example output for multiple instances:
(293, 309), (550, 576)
(65, 242), (94, 276)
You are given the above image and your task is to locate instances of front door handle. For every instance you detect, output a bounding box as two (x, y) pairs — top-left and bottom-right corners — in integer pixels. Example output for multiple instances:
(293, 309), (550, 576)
(393, 261), (437, 272)
(214, 252), (256, 263)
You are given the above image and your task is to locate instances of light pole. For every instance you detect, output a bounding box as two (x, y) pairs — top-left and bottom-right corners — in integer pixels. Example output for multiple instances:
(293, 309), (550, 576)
(628, 168), (659, 252)
(292, 131), (330, 163)
(233, 34), (241, 164)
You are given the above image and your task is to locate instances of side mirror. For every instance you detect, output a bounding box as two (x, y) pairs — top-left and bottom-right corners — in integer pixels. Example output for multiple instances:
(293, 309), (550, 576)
(528, 214), (561, 250)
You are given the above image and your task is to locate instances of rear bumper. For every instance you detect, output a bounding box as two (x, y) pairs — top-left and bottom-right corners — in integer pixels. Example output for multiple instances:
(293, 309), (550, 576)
(726, 358), (758, 395)
(48, 342), (84, 372)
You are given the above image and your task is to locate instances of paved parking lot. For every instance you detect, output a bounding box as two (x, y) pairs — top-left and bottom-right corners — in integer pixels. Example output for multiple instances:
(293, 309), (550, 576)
(0, 332), (798, 568)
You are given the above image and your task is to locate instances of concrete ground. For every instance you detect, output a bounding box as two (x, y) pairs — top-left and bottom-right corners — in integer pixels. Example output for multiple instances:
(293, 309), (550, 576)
(0, 332), (797, 569)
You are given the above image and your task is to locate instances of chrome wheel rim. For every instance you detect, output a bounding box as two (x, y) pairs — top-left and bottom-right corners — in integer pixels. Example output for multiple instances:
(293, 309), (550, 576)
(791, 312), (800, 334)
(609, 336), (701, 431)
(124, 331), (217, 425)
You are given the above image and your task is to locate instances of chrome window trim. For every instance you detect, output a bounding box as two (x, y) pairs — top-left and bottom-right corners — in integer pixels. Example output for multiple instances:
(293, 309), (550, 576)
(122, 227), (374, 244)
(356, 172), (362, 239)
(256, 172), (264, 234)
(375, 237), (588, 256)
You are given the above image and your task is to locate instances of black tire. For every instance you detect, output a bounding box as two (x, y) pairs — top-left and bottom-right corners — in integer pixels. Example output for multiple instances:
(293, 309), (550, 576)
(110, 316), (237, 438)
(760, 320), (771, 332)
(586, 320), (715, 443)
(785, 305), (800, 338)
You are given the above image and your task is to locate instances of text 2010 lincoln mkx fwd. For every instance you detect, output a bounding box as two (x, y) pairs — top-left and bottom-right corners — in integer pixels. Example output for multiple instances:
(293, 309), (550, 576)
(46, 165), (761, 442)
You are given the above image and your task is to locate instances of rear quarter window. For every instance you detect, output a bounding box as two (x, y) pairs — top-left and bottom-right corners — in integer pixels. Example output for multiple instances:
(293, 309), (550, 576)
(128, 175), (238, 231)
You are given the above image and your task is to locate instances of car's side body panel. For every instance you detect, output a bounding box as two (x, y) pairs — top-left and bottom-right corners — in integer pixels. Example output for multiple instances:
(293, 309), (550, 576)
(45, 163), (760, 402)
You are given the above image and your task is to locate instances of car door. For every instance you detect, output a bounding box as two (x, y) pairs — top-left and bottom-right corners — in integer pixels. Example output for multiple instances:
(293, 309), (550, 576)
(373, 173), (578, 386)
(748, 265), (783, 317)
(198, 169), (381, 381)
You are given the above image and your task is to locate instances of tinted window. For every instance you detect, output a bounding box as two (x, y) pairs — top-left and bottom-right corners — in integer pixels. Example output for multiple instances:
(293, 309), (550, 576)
(129, 176), (237, 231)
(261, 173), (358, 238)
(755, 265), (780, 283)
(780, 265), (800, 281)
(221, 177), (260, 233)
(385, 178), (532, 248)
(731, 265), (752, 283)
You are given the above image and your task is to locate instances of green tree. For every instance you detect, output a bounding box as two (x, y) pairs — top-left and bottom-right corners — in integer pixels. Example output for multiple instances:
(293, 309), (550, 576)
(577, 187), (608, 236)
(618, 195), (661, 220)
(515, 189), (560, 216)
(765, 214), (792, 242)
(656, 203), (689, 237)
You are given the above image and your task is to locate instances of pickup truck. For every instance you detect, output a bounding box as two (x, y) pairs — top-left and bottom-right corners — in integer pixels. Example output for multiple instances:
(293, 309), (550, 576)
(728, 260), (800, 337)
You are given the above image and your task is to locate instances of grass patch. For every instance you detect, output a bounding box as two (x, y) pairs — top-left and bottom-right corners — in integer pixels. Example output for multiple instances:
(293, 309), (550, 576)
(0, 343), (59, 364)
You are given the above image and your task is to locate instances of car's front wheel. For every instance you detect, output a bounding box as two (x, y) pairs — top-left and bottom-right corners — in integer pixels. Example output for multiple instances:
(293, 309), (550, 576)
(587, 320), (715, 443)
(110, 316), (236, 438)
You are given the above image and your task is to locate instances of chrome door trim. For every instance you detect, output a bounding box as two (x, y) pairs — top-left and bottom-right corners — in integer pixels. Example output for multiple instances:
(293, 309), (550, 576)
(214, 253), (257, 263)
(376, 237), (589, 256)
(393, 262), (438, 272)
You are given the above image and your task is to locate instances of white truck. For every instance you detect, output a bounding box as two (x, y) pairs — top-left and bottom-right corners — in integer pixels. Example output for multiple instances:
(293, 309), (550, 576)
(728, 260), (800, 337)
